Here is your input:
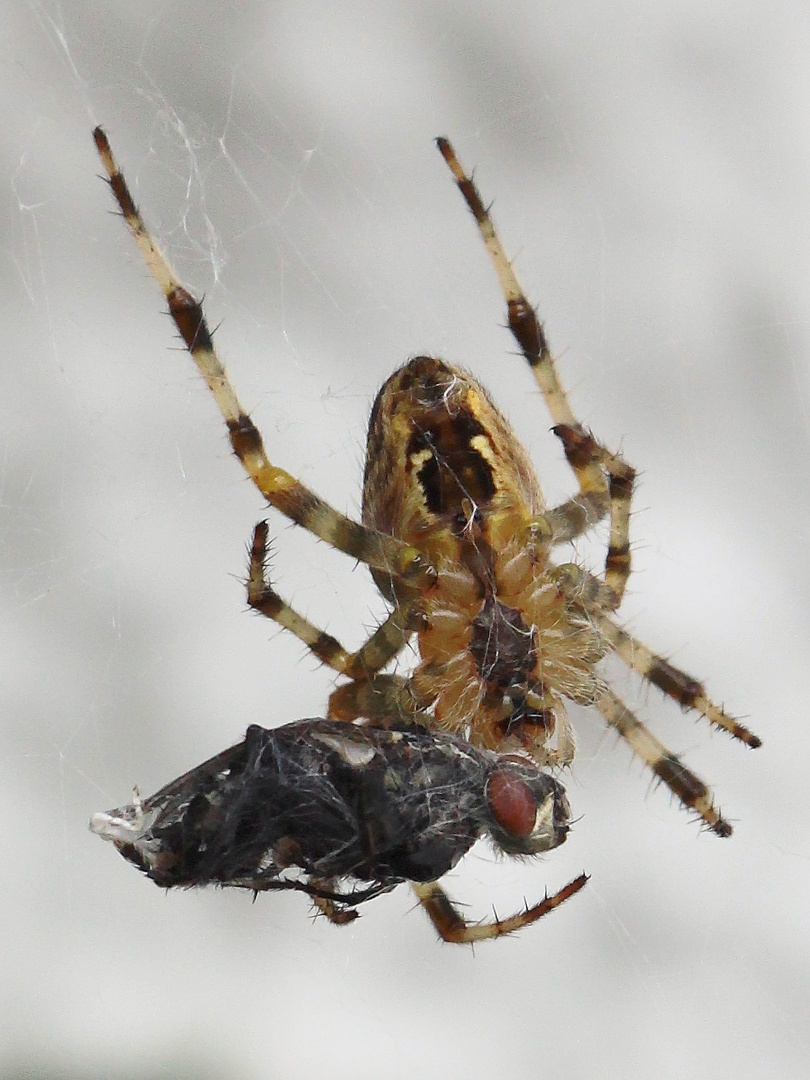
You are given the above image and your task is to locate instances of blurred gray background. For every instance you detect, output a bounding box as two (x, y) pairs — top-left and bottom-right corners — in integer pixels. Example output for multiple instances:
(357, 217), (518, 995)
(2, 2), (808, 1078)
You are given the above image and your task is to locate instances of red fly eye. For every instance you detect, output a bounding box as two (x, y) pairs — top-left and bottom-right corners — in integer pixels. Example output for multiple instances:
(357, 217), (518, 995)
(486, 770), (537, 837)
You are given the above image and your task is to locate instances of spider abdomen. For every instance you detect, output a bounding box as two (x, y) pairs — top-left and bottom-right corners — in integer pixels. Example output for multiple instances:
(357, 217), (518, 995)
(363, 356), (546, 544)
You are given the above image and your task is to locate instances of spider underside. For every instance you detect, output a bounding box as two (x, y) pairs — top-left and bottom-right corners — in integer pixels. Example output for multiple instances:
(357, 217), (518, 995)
(94, 127), (760, 942)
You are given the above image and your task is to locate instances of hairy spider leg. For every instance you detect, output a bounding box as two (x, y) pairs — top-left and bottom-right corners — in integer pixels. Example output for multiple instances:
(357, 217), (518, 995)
(436, 138), (635, 606)
(411, 872), (588, 944)
(94, 127), (435, 593)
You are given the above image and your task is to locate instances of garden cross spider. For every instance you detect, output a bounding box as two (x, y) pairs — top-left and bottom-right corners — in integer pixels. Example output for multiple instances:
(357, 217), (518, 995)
(94, 129), (760, 942)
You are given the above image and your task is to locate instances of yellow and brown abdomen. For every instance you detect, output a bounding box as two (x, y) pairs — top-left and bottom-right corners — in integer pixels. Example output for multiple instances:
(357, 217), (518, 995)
(362, 356), (545, 550)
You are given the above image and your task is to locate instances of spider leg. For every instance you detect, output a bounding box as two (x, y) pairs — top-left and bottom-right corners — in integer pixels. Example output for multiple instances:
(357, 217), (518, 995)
(554, 563), (761, 748)
(594, 610), (761, 748)
(247, 521), (415, 679)
(247, 522), (430, 727)
(550, 426), (635, 605)
(595, 686), (733, 836)
(327, 672), (435, 728)
(437, 138), (635, 604)
(410, 873), (588, 944)
(94, 128), (434, 592)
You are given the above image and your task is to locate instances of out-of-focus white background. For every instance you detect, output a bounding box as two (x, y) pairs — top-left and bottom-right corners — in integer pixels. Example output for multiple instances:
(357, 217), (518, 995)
(3, 3), (808, 1078)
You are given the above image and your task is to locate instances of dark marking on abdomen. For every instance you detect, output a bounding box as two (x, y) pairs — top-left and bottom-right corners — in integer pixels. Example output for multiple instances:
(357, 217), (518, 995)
(408, 410), (496, 517)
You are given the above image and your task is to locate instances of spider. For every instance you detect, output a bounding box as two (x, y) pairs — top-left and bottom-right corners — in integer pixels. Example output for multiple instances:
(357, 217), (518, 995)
(91, 718), (587, 942)
(94, 128), (760, 941)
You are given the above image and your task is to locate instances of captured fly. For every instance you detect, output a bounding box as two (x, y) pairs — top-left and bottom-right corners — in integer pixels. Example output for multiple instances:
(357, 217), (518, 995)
(91, 719), (585, 941)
